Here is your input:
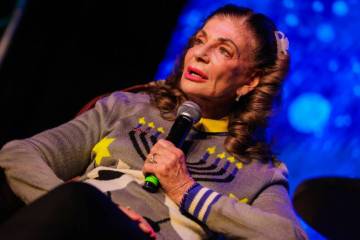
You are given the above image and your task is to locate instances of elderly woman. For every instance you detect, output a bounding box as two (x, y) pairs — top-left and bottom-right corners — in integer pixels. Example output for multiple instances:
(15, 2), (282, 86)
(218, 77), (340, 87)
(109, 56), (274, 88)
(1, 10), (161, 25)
(0, 4), (307, 240)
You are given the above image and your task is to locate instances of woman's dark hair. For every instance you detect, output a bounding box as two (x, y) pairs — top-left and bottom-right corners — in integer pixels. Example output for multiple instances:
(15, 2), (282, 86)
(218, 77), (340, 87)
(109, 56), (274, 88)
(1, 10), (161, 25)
(146, 4), (290, 163)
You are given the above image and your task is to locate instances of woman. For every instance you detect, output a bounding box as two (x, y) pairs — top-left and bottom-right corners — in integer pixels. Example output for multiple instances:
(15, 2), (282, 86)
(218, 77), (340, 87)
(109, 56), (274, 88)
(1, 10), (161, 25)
(0, 4), (307, 239)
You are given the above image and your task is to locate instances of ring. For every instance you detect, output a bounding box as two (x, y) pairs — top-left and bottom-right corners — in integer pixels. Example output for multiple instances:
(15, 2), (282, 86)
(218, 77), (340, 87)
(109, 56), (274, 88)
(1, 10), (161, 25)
(147, 153), (157, 164)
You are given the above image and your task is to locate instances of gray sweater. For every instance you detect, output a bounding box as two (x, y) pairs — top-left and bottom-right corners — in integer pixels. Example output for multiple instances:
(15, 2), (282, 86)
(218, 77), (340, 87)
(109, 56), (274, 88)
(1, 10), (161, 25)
(0, 91), (307, 240)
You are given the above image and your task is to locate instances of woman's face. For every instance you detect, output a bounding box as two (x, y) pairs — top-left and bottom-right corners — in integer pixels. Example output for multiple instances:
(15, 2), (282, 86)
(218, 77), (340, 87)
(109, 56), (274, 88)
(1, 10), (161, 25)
(180, 16), (257, 104)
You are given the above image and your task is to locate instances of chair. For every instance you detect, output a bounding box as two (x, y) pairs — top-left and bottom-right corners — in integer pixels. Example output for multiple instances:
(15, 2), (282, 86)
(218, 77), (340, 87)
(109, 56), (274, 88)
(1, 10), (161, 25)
(0, 168), (25, 223)
(293, 177), (360, 240)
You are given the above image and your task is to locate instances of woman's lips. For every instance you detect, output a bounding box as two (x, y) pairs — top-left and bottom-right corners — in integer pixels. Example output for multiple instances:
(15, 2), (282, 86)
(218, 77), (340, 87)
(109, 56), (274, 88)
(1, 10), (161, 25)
(184, 66), (208, 82)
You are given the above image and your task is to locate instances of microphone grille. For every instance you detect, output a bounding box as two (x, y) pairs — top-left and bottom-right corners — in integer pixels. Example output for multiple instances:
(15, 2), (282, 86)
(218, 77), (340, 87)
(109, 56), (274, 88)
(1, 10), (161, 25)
(177, 101), (202, 123)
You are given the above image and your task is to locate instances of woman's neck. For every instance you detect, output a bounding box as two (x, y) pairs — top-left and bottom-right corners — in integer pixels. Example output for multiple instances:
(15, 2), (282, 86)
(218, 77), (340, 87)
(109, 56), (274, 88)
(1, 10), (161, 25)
(188, 95), (233, 119)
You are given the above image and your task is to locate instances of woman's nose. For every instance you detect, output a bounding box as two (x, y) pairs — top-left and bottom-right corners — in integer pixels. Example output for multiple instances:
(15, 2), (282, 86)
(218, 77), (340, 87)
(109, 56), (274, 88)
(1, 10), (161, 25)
(194, 45), (210, 63)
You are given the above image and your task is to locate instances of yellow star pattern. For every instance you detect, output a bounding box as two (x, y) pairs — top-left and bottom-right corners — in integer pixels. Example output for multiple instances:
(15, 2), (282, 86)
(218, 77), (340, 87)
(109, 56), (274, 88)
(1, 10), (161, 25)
(229, 193), (249, 204)
(239, 197), (249, 204)
(229, 193), (237, 200)
(157, 127), (164, 133)
(217, 152), (226, 159)
(207, 146), (216, 154)
(226, 155), (243, 168)
(205, 146), (244, 175)
(148, 122), (155, 128)
(138, 117), (146, 124)
(227, 156), (236, 163)
(236, 162), (243, 169)
(92, 137), (115, 165)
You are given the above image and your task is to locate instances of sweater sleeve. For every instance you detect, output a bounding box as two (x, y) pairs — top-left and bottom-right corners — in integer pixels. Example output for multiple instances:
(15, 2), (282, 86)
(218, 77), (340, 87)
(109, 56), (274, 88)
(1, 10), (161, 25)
(0, 93), (122, 204)
(180, 176), (308, 239)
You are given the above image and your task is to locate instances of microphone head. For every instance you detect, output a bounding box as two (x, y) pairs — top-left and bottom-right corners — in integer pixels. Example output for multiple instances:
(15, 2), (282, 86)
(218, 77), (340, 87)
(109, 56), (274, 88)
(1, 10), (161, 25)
(177, 101), (201, 123)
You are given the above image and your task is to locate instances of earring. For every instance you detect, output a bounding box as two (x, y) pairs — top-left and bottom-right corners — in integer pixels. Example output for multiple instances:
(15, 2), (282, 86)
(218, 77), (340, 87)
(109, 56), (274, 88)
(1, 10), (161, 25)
(235, 94), (242, 102)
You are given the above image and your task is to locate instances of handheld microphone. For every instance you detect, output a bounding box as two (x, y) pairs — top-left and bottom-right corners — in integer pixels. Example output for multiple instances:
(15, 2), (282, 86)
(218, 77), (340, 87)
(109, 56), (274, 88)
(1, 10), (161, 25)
(143, 101), (201, 193)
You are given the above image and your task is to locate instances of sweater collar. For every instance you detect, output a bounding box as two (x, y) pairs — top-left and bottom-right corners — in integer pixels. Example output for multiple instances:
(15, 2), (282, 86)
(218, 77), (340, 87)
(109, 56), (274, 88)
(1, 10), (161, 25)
(194, 117), (229, 133)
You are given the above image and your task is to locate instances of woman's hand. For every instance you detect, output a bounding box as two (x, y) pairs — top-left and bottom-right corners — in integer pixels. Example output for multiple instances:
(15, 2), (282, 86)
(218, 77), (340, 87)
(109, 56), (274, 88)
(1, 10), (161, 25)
(66, 176), (81, 182)
(142, 139), (195, 205)
(119, 206), (157, 239)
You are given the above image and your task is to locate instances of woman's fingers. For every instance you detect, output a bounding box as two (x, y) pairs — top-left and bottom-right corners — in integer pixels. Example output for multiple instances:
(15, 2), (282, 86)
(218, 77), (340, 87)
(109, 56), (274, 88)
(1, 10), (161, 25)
(119, 206), (140, 221)
(119, 206), (157, 239)
(143, 139), (187, 179)
(66, 176), (81, 183)
(142, 139), (195, 205)
(139, 221), (153, 234)
(139, 223), (157, 239)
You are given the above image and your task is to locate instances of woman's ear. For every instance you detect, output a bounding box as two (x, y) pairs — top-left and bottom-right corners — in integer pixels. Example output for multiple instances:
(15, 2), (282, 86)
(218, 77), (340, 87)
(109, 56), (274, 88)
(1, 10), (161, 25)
(236, 76), (260, 97)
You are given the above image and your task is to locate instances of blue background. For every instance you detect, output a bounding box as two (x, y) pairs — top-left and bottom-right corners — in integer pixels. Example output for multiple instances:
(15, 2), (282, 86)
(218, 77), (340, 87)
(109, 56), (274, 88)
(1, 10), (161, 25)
(156, 0), (360, 239)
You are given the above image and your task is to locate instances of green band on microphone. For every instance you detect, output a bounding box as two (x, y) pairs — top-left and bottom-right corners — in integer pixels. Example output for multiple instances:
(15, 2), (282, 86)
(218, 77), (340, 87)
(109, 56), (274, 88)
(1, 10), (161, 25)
(145, 175), (159, 186)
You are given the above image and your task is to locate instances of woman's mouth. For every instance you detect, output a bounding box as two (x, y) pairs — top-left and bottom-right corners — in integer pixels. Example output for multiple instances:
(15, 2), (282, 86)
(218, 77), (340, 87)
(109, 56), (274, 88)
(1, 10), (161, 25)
(184, 66), (209, 82)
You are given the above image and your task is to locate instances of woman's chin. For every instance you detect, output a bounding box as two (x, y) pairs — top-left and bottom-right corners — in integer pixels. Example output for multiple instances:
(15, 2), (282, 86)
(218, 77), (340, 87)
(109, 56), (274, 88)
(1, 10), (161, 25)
(181, 81), (207, 97)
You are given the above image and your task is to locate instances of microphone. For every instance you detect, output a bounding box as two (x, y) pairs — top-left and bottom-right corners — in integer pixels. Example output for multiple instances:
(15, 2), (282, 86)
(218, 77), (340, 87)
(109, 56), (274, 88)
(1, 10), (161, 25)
(143, 101), (201, 193)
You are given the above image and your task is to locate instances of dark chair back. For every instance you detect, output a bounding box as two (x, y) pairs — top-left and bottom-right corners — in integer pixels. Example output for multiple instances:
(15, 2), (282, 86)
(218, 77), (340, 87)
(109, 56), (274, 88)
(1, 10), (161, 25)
(0, 168), (25, 223)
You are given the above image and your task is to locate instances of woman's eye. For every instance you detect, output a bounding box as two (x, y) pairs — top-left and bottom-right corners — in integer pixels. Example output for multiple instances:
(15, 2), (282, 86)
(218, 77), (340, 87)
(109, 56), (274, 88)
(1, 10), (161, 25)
(219, 47), (231, 57)
(194, 38), (204, 45)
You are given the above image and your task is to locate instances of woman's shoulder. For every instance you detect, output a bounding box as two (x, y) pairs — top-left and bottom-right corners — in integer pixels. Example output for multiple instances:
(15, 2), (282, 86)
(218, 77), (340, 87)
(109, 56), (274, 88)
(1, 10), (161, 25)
(92, 91), (153, 118)
(94, 91), (151, 111)
(106, 91), (151, 105)
(246, 159), (289, 186)
(270, 160), (289, 183)
(107, 80), (166, 105)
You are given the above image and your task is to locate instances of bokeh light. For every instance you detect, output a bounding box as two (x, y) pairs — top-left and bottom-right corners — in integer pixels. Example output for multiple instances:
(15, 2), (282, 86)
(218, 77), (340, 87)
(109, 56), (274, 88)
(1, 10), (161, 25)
(288, 93), (331, 134)
(285, 13), (299, 27)
(316, 24), (335, 43)
(312, 1), (324, 12)
(332, 1), (349, 16)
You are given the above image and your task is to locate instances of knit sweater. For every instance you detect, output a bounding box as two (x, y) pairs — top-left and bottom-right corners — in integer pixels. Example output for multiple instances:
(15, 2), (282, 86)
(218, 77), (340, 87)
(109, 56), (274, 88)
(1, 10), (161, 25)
(0, 91), (307, 240)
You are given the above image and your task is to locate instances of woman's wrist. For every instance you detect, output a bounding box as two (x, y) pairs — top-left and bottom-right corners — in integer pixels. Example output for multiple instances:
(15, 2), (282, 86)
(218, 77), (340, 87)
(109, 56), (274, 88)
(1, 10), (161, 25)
(167, 178), (196, 205)
(179, 182), (199, 212)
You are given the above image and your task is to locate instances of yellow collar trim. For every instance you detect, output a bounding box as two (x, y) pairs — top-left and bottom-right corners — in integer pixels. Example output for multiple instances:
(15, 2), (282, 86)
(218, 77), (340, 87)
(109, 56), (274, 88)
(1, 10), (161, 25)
(194, 117), (229, 133)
